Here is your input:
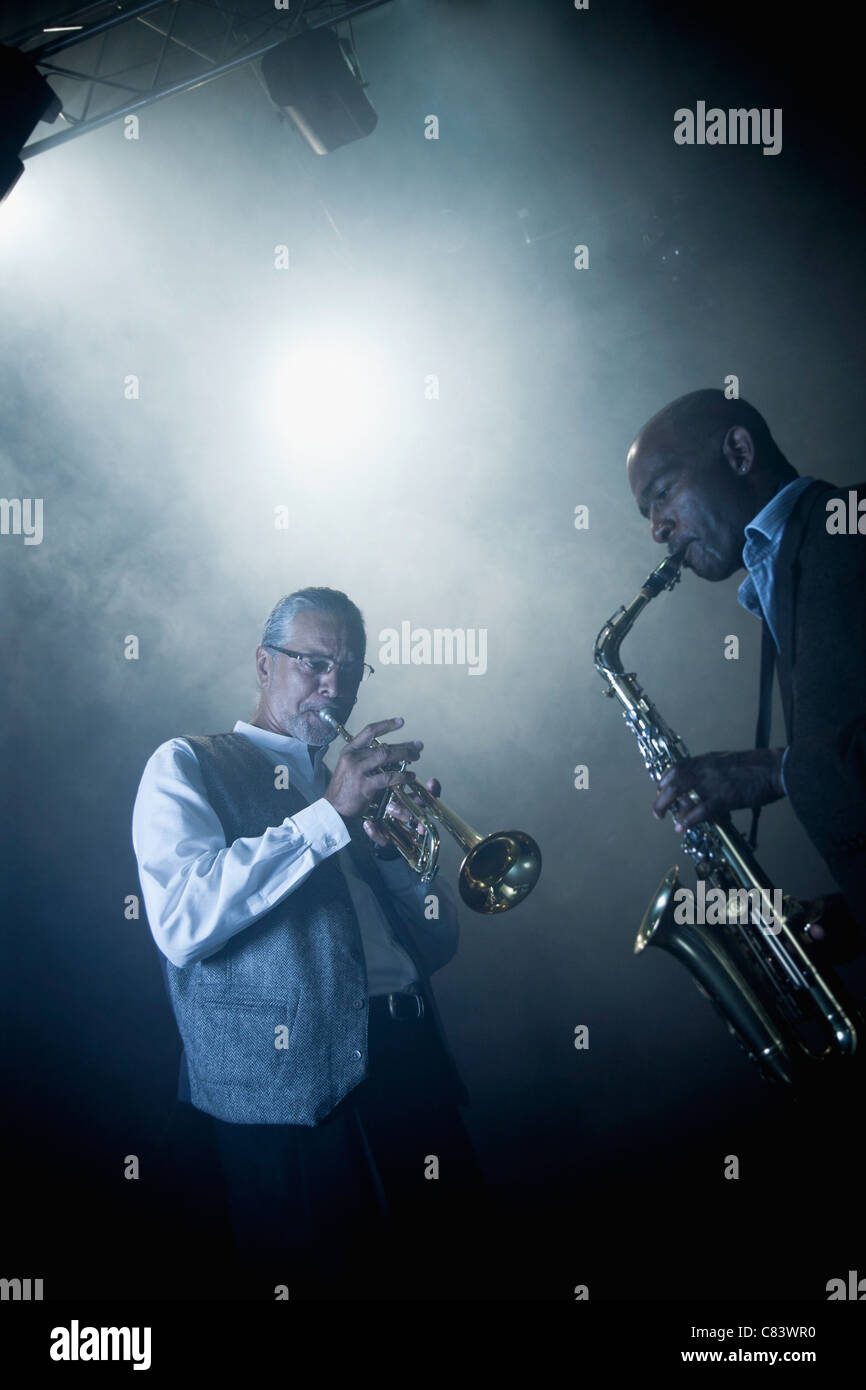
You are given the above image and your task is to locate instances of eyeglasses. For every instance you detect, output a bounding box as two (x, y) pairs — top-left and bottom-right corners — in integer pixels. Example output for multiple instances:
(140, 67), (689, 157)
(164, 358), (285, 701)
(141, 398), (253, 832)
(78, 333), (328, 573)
(265, 645), (374, 683)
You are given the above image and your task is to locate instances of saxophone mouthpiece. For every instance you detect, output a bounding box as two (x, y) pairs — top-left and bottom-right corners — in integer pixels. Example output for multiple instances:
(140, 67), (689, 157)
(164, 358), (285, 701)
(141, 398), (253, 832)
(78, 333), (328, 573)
(642, 551), (684, 598)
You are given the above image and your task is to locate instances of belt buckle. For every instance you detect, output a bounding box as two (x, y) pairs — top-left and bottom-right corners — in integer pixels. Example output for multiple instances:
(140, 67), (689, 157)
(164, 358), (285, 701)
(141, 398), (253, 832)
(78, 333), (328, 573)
(388, 992), (424, 1022)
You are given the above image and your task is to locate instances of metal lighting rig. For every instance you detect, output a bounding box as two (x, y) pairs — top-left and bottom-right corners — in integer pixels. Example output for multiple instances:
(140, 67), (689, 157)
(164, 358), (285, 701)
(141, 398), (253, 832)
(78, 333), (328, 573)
(0, 0), (392, 198)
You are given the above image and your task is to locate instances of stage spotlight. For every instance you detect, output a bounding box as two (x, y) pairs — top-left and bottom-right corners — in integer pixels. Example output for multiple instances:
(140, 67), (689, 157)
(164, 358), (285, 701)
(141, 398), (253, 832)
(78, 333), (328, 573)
(260, 29), (377, 155)
(269, 337), (392, 457)
(0, 45), (61, 202)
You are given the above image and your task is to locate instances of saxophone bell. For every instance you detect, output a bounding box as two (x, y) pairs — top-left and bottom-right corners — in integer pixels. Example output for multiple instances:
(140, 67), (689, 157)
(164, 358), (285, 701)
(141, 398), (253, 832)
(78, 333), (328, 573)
(636, 866), (799, 1087)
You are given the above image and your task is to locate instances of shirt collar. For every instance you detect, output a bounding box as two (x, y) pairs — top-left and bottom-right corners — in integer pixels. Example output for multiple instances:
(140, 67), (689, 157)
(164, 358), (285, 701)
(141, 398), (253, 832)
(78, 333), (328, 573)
(233, 719), (328, 778)
(743, 475), (814, 553)
(736, 475), (813, 645)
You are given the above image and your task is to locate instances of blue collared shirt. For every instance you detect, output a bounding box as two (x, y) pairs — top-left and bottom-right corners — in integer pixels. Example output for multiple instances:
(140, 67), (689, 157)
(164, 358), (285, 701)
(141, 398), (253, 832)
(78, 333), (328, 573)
(737, 474), (814, 793)
(737, 475), (814, 648)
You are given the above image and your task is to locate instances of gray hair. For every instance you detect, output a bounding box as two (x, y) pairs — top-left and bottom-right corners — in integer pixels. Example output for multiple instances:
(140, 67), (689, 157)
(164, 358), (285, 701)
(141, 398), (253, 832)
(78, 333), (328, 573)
(261, 586), (366, 655)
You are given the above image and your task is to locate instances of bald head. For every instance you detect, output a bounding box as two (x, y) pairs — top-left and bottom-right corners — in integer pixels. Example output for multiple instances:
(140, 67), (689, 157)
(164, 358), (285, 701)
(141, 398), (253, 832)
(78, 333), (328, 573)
(626, 390), (797, 581)
(629, 389), (780, 466)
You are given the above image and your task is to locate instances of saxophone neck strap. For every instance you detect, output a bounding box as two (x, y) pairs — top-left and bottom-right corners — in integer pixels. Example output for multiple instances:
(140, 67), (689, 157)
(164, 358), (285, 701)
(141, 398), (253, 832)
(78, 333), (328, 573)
(748, 620), (777, 849)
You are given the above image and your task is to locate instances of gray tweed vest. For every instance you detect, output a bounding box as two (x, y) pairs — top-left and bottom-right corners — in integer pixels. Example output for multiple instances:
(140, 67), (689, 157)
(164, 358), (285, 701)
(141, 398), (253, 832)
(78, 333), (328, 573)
(160, 732), (466, 1125)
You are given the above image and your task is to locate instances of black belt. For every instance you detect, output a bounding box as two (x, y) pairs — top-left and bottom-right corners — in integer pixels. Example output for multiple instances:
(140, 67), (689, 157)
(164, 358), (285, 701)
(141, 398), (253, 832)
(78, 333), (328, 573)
(370, 991), (425, 1023)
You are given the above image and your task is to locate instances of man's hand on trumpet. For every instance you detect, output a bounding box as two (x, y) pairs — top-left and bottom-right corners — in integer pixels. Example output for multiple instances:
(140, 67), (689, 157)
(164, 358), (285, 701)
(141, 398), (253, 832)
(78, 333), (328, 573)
(365, 774), (442, 852)
(321, 715), (424, 833)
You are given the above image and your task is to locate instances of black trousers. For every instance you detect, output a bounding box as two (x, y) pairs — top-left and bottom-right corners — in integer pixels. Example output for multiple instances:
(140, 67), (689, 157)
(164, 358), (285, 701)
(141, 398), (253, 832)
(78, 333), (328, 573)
(210, 996), (489, 1298)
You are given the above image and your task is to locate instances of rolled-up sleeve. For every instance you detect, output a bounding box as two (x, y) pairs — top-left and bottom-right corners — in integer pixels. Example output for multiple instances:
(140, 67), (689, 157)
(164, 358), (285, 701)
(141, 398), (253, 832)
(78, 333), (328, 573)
(131, 738), (350, 968)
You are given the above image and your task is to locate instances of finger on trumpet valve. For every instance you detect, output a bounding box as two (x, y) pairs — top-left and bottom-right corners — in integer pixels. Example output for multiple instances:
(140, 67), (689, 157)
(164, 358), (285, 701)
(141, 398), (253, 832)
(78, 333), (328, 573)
(386, 797), (422, 832)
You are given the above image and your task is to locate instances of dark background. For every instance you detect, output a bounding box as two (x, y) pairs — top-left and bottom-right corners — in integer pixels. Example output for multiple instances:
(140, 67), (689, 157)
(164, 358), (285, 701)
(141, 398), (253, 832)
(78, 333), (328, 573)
(2, 0), (864, 1299)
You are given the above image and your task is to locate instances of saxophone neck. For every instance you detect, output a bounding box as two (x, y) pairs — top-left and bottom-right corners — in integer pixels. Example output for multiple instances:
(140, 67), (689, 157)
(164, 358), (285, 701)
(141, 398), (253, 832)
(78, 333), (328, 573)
(594, 553), (684, 676)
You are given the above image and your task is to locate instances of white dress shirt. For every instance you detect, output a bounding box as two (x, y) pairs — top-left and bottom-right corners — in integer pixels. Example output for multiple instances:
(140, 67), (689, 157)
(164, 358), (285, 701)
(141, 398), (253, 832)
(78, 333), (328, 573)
(131, 719), (449, 994)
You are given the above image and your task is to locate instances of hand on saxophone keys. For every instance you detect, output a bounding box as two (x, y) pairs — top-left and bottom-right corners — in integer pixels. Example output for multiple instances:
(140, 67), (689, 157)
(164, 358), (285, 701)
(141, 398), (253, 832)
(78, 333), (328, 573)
(652, 748), (787, 832)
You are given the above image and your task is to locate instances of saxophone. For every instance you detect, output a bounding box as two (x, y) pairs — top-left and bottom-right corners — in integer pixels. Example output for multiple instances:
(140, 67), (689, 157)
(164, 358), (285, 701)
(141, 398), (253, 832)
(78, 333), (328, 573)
(594, 551), (859, 1088)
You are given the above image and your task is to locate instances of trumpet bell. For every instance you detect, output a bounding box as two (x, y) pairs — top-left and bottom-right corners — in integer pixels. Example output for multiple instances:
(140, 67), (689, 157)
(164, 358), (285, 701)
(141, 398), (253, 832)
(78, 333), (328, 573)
(316, 707), (541, 915)
(459, 830), (542, 915)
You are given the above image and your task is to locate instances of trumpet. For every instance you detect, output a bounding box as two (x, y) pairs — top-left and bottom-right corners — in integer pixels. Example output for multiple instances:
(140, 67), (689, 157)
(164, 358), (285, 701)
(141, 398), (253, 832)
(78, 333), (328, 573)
(317, 709), (542, 915)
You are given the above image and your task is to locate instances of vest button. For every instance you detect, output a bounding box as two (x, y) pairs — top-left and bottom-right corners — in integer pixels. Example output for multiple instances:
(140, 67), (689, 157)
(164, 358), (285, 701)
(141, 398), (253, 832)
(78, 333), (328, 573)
(353, 998), (364, 1009)
(352, 1049), (362, 1061)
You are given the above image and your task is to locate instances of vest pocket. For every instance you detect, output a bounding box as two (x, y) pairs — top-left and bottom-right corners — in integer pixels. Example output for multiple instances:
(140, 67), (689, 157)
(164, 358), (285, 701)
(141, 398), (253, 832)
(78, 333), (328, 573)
(193, 996), (301, 1089)
(195, 917), (308, 1004)
(196, 952), (231, 999)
